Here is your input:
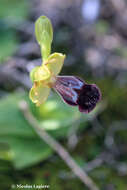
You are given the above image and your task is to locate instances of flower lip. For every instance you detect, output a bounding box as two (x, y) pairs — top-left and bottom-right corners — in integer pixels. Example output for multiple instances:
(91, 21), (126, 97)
(77, 84), (101, 113)
(53, 76), (101, 113)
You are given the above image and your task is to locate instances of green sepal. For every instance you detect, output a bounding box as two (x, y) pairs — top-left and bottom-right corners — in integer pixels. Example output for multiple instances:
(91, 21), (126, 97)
(35, 16), (53, 61)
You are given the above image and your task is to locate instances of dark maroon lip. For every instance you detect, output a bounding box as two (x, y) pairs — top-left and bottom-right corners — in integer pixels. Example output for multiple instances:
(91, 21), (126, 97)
(76, 84), (101, 113)
(53, 76), (101, 113)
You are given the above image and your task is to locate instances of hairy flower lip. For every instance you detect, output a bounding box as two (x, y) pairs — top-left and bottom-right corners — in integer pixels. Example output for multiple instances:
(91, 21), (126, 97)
(53, 76), (101, 113)
(77, 84), (101, 113)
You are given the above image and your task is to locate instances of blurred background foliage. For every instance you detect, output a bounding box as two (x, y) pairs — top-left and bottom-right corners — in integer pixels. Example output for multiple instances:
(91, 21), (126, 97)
(0, 0), (29, 61)
(0, 0), (127, 190)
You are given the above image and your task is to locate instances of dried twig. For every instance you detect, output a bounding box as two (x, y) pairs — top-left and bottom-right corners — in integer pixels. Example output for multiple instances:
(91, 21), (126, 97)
(19, 100), (99, 190)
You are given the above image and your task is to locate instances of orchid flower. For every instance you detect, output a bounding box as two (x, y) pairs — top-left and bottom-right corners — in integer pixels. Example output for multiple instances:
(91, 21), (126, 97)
(29, 16), (101, 113)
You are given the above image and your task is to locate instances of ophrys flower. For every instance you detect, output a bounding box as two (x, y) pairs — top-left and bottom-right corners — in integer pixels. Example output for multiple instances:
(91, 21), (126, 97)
(29, 16), (101, 113)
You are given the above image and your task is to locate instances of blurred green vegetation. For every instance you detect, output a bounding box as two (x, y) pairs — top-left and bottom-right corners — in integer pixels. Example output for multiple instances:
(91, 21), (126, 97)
(0, 0), (29, 61)
(0, 91), (100, 189)
(0, 91), (100, 169)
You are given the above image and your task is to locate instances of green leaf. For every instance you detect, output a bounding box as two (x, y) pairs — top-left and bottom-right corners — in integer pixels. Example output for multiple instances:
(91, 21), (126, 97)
(0, 92), (100, 168)
(0, 137), (52, 169)
(0, 93), (52, 169)
(0, 94), (35, 137)
(35, 16), (53, 61)
(35, 94), (82, 137)
(35, 93), (102, 137)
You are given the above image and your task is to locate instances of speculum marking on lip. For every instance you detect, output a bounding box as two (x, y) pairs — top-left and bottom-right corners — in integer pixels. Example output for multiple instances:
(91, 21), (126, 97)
(53, 76), (101, 113)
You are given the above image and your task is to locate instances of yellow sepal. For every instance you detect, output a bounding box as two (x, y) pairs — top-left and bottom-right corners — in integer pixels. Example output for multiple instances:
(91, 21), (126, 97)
(32, 65), (51, 82)
(44, 53), (66, 76)
(29, 82), (50, 106)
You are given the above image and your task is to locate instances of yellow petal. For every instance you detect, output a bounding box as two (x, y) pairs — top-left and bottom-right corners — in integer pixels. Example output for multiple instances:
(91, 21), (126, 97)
(29, 82), (50, 106)
(32, 65), (51, 82)
(45, 53), (66, 76)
